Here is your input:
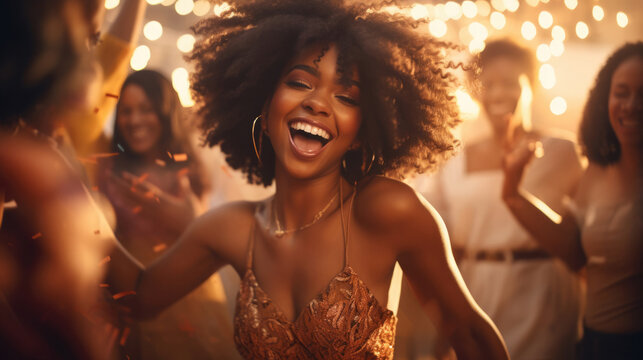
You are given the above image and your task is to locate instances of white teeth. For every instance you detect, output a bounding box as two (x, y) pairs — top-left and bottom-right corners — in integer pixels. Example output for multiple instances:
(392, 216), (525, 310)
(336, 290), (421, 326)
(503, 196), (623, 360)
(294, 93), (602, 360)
(290, 121), (331, 140)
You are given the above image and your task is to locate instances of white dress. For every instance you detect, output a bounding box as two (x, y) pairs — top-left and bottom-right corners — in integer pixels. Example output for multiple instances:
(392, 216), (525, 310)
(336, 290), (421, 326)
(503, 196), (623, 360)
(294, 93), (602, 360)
(414, 136), (584, 360)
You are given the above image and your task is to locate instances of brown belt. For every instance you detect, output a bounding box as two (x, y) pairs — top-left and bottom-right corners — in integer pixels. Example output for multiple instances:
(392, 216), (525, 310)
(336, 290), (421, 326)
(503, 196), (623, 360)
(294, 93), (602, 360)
(453, 247), (552, 262)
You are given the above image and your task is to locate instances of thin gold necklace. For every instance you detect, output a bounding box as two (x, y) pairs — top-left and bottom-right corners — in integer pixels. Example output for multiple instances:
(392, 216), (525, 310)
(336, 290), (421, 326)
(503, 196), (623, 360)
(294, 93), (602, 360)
(272, 191), (339, 238)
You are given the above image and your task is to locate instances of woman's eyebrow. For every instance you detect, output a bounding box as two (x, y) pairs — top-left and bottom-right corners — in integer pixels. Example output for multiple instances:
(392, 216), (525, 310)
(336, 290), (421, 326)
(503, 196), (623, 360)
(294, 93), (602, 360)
(287, 64), (319, 77)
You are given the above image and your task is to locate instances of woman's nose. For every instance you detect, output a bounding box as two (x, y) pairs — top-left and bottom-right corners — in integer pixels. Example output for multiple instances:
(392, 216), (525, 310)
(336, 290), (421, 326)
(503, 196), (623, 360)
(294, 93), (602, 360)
(301, 91), (330, 117)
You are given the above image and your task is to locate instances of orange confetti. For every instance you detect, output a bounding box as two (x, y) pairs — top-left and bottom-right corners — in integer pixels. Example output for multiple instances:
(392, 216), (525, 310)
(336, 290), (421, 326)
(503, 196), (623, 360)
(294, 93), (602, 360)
(167, 151), (173, 159)
(119, 327), (131, 346)
(77, 157), (98, 165)
(98, 256), (111, 266)
(132, 206), (142, 214)
(173, 153), (188, 162)
(177, 167), (189, 177)
(31, 232), (42, 239)
(134, 172), (149, 184)
(105, 93), (119, 99)
(112, 290), (136, 300)
(91, 152), (119, 159)
(153, 243), (167, 253)
(155, 159), (166, 166)
(99, 283), (110, 288)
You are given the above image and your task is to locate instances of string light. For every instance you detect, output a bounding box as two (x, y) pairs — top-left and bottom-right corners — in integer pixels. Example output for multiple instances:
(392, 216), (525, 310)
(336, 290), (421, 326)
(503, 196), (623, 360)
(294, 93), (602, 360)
(616, 12), (629, 28)
(503, 0), (519, 13)
(539, 64), (556, 89)
(175, 0), (194, 15)
(411, 4), (429, 20)
(490, 0), (505, 12)
(105, 0), (120, 10)
(552, 25), (565, 41)
(538, 11), (553, 29)
(475, 1), (491, 17)
(177, 34), (195, 53)
(193, 0), (210, 16)
(550, 96), (567, 115)
(171, 68), (195, 107)
(444, 2), (462, 20)
(143, 21), (163, 41)
(521, 21), (537, 41)
(564, 0), (577, 10)
(469, 22), (488, 40)
(536, 44), (551, 62)
(576, 21), (589, 39)
(592, 5), (604, 22)
(462, 1), (477, 18)
(429, 20), (448, 38)
(550, 40), (564, 57)
(130, 45), (151, 71)
(490, 11), (506, 30)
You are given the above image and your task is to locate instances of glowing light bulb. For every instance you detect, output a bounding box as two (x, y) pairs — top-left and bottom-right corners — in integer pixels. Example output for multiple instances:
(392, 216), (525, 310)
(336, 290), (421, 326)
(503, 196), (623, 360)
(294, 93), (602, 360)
(592, 5), (604, 21)
(105, 0), (120, 10)
(552, 25), (565, 41)
(564, 0), (577, 10)
(539, 64), (556, 89)
(475, 1), (491, 17)
(143, 21), (163, 41)
(429, 20), (448, 38)
(177, 34), (195, 53)
(550, 96), (567, 115)
(130, 45), (151, 71)
(576, 21), (589, 39)
(462, 1), (477, 18)
(521, 21), (537, 41)
(536, 44), (551, 62)
(490, 11), (506, 30)
(538, 11), (553, 29)
(617, 12), (628, 28)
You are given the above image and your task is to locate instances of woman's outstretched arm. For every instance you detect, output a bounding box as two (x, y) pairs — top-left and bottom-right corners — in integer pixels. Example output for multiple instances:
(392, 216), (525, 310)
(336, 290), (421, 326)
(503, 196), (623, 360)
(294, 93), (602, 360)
(360, 179), (509, 360)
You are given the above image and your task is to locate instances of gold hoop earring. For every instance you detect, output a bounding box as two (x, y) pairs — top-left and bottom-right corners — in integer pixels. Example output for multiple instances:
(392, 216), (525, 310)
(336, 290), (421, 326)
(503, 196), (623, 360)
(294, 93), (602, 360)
(251, 115), (263, 166)
(362, 149), (375, 175)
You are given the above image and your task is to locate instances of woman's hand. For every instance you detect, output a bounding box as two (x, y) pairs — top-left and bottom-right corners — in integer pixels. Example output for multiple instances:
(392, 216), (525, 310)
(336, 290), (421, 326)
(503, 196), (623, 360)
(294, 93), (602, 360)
(501, 131), (542, 202)
(108, 170), (203, 234)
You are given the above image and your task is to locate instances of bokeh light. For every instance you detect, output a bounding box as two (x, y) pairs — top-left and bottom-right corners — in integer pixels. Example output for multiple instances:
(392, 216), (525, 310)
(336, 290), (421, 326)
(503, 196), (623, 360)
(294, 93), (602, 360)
(429, 20), (448, 38)
(538, 11), (553, 29)
(172, 68), (195, 107)
(539, 64), (556, 89)
(455, 88), (480, 121)
(146, 0), (163, 5)
(143, 21), (163, 41)
(161, 0), (175, 6)
(617, 12), (629, 28)
(504, 0), (519, 13)
(490, 12), (506, 30)
(469, 22), (488, 40)
(130, 45), (151, 71)
(564, 0), (577, 11)
(175, 0), (194, 15)
(193, 0), (210, 16)
(475, 1), (491, 17)
(177, 34), (195, 53)
(444, 2), (462, 20)
(462, 1), (477, 18)
(592, 5), (605, 22)
(550, 96), (567, 115)
(525, 0), (539, 7)
(469, 39), (486, 54)
(105, 0), (120, 10)
(550, 40), (564, 57)
(411, 4), (429, 20)
(576, 21), (589, 39)
(552, 25), (565, 41)
(536, 44), (551, 62)
(521, 21), (537, 41)
(490, 0), (505, 12)
(213, 2), (231, 16)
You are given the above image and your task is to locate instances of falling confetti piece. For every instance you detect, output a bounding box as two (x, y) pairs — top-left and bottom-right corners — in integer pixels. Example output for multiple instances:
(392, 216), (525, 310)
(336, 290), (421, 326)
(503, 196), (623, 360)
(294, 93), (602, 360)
(105, 93), (119, 99)
(117, 144), (125, 152)
(153, 243), (167, 252)
(31, 232), (42, 239)
(177, 167), (189, 177)
(167, 151), (173, 159)
(112, 290), (136, 300)
(173, 153), (188, 162)
(155, 159), (166, 166)
(99, 256), (111, 266)
(91, 152), (119, 159)
(99, 283), (110, 288)
(119, 327), (131, 346)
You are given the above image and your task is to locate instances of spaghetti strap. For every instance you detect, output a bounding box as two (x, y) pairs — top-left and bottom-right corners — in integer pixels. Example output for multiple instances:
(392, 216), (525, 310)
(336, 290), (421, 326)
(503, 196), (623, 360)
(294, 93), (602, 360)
(340, 182), (357, 267)
(246, 216), (256, 270)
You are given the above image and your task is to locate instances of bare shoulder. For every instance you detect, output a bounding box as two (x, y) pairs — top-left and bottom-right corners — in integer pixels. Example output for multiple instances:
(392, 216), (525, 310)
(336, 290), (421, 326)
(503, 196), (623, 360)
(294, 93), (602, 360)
(354, 176), (444, 246)
(183, 199), (261, 268)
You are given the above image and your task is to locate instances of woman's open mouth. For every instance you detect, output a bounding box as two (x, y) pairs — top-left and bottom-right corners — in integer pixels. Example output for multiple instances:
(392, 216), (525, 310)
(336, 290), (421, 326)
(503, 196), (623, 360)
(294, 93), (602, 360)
(288, 120), (333, 157)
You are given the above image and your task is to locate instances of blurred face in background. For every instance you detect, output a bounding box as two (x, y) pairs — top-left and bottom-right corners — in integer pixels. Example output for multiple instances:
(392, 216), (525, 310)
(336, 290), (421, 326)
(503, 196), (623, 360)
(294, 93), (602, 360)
(479, 56), (526, 136)
(608, 56), (643, 149)
(116, 84), (163, 158)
